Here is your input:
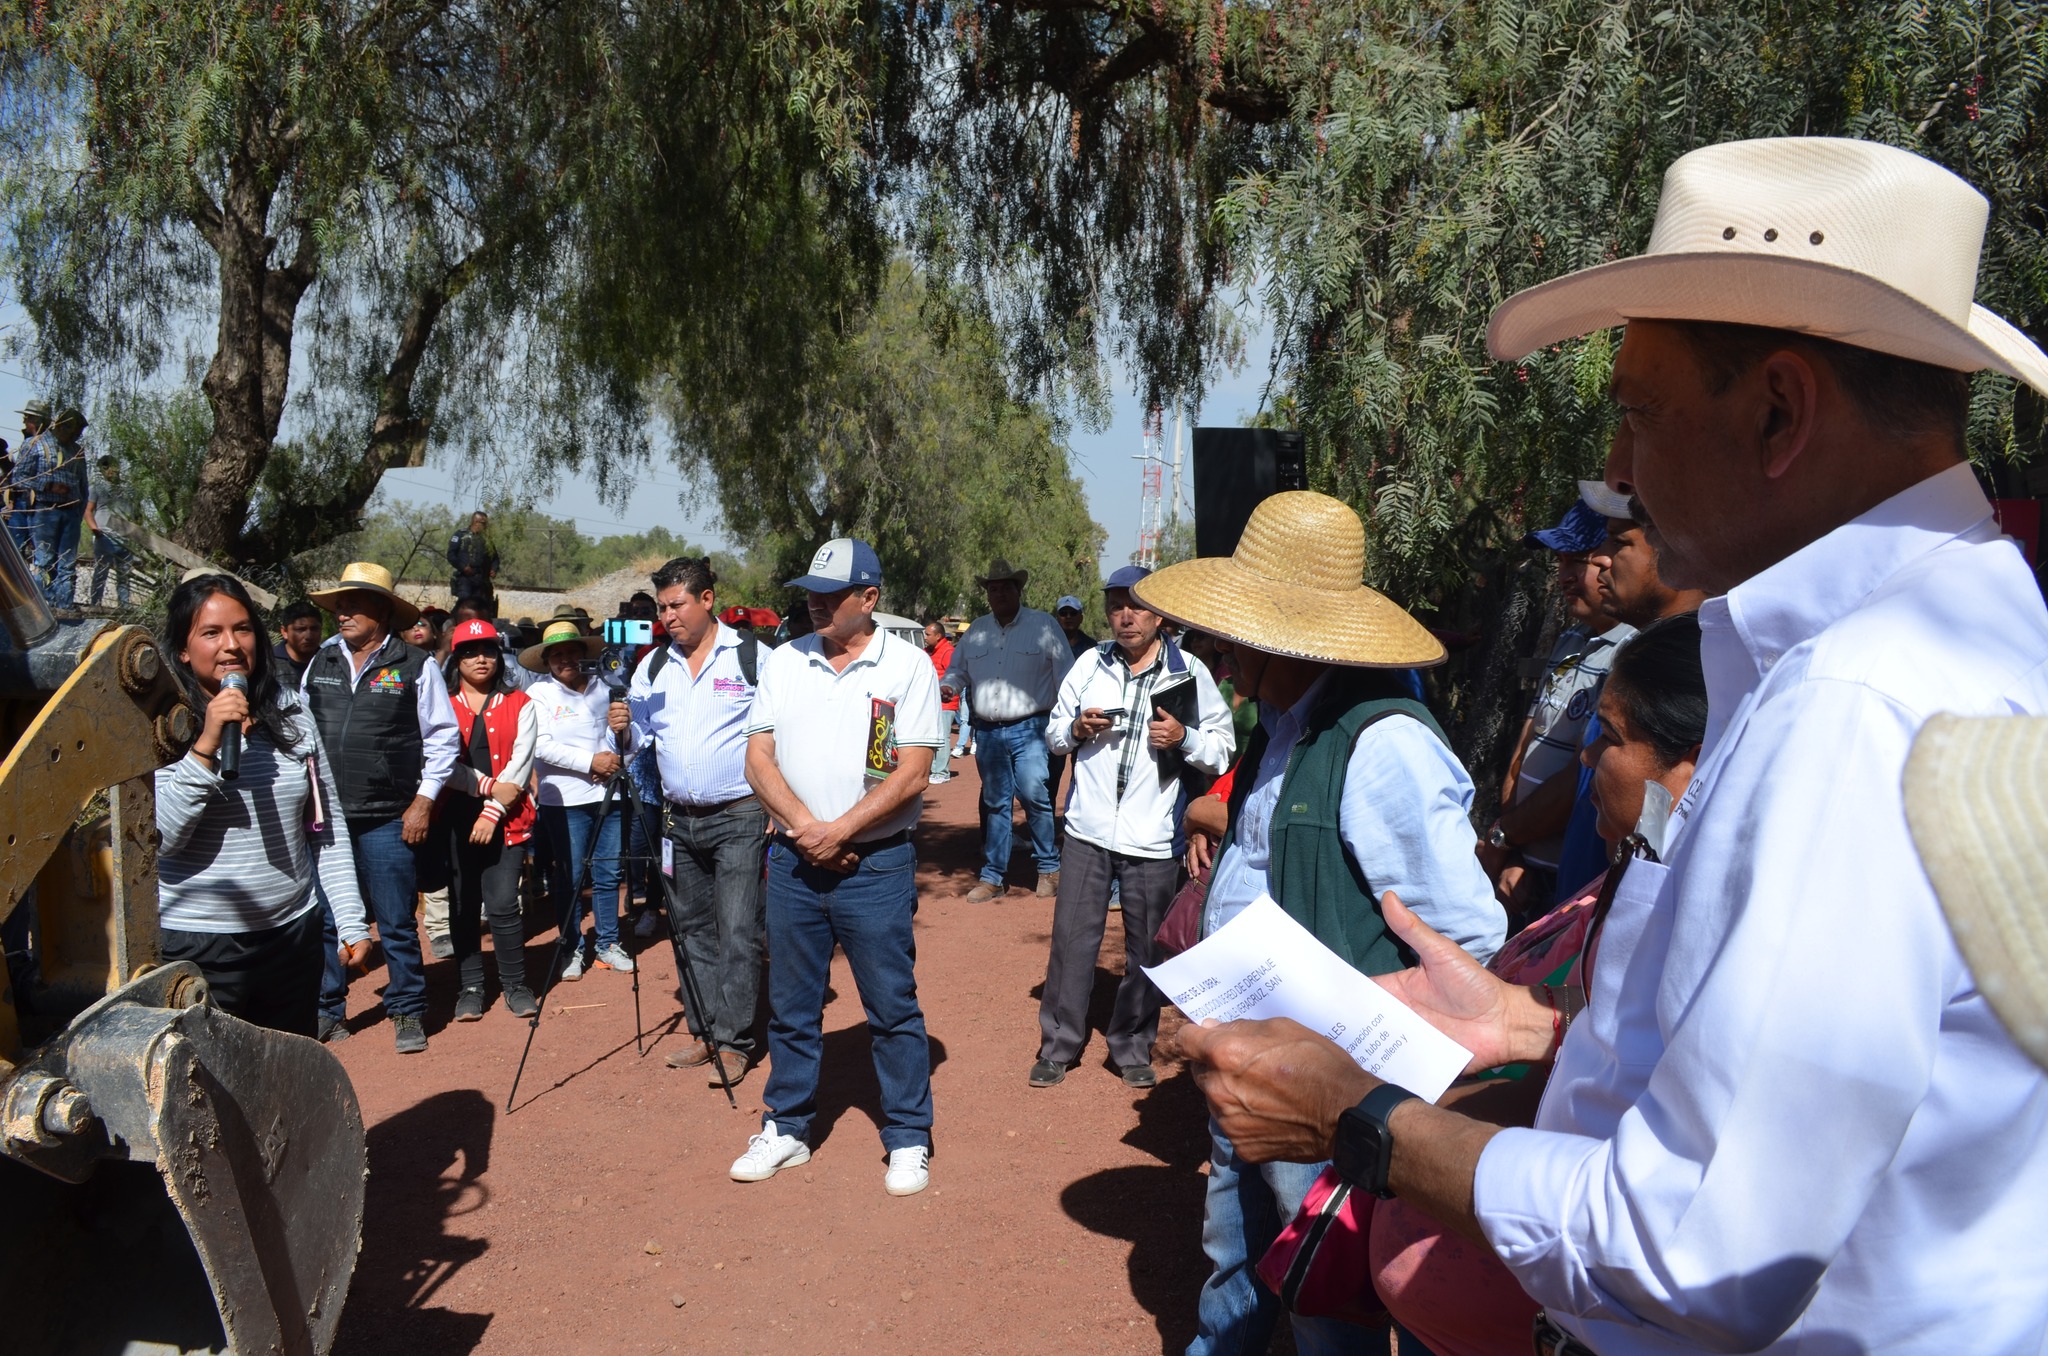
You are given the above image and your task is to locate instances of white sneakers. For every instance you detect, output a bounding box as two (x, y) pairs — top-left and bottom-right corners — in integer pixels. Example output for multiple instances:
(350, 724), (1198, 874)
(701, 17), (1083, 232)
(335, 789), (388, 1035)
(884, 1146), (931, 1196)
(594, 942), (635, 973)
(730, 1122), (811, 1182)
(729, 1121), (930, 1197)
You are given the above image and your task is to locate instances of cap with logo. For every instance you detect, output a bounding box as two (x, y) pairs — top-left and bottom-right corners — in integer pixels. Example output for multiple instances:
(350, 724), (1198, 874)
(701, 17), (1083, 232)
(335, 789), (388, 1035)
(784, 537), (884, 592)
(1055, 594), (1084, 614)
(449, 618), (500, 651)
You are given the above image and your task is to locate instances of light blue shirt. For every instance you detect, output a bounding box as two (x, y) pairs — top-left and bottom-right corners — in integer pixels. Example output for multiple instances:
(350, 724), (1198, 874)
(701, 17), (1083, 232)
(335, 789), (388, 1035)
(1205, 671), (1505, 964)
(628, 623), (755, 806)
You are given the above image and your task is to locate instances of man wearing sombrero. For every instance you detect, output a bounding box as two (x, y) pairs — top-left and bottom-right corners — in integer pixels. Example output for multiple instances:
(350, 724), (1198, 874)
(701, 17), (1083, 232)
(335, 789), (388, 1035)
(301, 561), (462, 1053)
(1132, 490), (1508, 1354)
(1181, 139), (2048, 1354)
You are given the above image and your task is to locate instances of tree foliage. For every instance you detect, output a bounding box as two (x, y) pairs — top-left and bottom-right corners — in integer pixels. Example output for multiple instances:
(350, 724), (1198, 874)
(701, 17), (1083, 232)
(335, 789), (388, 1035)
(662, 262), (1105, 621)
(1, 0), (882, 563)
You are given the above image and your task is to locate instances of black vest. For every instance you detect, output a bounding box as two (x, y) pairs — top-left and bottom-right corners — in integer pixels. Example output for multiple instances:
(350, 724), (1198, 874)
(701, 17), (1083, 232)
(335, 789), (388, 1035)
(304, 635), (433, 821)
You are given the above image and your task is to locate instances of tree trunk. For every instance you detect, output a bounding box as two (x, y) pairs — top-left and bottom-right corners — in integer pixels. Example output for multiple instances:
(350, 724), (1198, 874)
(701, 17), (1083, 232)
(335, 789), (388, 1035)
(182, 143), (319, 562)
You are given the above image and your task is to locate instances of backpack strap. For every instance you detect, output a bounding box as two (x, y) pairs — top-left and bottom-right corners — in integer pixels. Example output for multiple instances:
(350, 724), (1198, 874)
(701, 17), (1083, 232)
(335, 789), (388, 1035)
(738, 633), (758, 687)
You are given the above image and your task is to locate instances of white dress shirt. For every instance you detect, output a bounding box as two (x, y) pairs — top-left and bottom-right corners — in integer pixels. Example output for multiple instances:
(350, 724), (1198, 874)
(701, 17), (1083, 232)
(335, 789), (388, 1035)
(1046, 638), (1235, 859)
(941, 607), (1071, 721)
(304, 632), (460, 800)
(627, 624), (754, 807)
(1204, 672), (1506, 964)
(745, 627), (941, 841)
(1475, 462), (2048, 1355)
(527, 674), (639, 806)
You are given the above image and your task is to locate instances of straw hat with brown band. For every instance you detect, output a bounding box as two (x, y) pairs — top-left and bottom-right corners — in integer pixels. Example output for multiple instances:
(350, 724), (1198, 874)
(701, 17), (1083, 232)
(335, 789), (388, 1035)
(1132, 491), (1446, 669)
(308, 561), (421, 630)
(519, 618), (606, 673)
(1904, 714), (2048, 1073)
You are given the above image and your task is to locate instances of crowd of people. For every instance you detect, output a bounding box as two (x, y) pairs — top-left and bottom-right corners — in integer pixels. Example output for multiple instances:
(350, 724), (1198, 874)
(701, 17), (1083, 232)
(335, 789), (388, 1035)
(0, 399), (137, 614)
(133, 134), (2048, 1354)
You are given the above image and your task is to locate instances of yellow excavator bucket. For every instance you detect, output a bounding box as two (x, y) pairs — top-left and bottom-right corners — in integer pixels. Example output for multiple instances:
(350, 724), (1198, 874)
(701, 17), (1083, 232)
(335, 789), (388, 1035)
(0, 537), (368, 1354)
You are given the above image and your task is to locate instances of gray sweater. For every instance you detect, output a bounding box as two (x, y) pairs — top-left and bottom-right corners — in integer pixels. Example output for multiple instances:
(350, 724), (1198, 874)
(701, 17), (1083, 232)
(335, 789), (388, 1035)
(155, 695), (370, 943)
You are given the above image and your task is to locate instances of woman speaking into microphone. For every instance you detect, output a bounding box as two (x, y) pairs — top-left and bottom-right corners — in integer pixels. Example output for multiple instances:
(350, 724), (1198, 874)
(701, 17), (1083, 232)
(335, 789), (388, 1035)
(156, 575), (372, 1037)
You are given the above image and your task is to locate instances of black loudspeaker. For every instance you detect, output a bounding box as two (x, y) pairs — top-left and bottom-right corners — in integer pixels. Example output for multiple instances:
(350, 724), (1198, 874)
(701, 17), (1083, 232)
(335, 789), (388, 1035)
(1192, 428), (1308, 558)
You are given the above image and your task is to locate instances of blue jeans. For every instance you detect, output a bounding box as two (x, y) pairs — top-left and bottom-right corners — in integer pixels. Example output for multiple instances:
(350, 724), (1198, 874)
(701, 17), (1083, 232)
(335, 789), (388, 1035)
(90, 533), (131, 607)
(539, 801), (622, 950)
(4, 510), (33, 561)
(760, 839), (932, 1152)
(973, 718), (1059, 884)
(319, 816), (427, 1022)
(32, 505), (83, 608)
(1188, 1120), (1384, 1356)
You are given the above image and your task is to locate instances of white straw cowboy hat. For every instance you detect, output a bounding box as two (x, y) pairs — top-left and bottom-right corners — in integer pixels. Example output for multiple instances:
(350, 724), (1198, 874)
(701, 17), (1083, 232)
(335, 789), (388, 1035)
(1132, 491), (1445, 669)
(518, 618), (606, 673)
(1904, 715), (2048, 1072)
(1488, 137), (2048, 398)
(308, 562), (422, 630)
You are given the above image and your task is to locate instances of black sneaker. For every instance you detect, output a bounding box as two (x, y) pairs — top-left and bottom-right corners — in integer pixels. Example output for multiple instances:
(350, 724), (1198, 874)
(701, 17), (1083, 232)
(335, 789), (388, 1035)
(453, 987), (486, 1022)
(1028, 1058), (1069, 1088)
(317, 1015), (350, 1045)
(503, 986), (539, 1018)
(392, 1014), (428, 1054)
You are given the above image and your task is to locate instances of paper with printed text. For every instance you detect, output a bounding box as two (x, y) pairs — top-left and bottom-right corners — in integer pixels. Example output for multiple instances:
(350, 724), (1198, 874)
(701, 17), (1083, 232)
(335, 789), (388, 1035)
(1143, 894), (1471, 1103)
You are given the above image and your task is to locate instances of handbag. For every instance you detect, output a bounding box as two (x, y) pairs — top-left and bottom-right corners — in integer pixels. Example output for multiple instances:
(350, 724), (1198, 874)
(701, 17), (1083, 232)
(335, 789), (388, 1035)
(1255, 1165), (1388, 1325)
(1153, 862), (1209, 959)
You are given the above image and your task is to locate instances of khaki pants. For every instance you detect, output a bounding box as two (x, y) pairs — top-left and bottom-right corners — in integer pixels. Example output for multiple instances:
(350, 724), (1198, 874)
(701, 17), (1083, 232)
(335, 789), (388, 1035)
(419, 886), (450, 942)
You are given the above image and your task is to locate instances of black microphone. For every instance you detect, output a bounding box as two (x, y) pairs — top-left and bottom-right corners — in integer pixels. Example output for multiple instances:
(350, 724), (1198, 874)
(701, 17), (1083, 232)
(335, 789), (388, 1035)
(220, 672), (247, 781)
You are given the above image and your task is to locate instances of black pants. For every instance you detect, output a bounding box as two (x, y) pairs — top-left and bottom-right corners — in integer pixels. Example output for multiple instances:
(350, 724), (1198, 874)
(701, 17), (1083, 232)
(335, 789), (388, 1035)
(446, 795), (530, 994)
(162, 904), (326, 1039)
(1036, 837), (1178, 1068)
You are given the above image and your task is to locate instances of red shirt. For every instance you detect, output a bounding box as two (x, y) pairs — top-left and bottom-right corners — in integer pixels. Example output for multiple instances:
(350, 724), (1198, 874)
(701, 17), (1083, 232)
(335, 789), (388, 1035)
(926, 636), (958, 710)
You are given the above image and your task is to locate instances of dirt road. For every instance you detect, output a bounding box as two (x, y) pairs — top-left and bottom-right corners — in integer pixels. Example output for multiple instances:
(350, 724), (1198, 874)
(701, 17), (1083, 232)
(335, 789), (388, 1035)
(326, 767), (1260, 1356)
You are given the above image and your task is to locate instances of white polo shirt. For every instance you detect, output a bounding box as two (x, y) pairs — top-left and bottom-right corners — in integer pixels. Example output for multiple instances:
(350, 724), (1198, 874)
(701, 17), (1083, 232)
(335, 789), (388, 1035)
(746, 627), (941, 841)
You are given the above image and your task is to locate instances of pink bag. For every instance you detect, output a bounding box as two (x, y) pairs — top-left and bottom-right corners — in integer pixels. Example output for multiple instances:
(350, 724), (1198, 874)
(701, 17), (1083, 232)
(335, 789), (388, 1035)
(1256, 1165), (1388, 1325)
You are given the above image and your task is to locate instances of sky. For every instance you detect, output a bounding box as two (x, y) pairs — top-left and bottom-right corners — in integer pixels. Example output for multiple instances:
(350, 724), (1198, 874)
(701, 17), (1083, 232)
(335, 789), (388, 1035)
(0, 304), (1281, 576)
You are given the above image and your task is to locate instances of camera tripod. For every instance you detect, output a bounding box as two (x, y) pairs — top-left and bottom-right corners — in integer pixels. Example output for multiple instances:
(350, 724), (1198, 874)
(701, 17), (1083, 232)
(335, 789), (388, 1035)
(505, 694), (738, 1110)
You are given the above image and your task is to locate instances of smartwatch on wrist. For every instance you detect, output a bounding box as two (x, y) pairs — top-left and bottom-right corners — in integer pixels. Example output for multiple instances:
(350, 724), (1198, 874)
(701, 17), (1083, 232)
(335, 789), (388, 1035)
(1332, 1083), (1420, 1199)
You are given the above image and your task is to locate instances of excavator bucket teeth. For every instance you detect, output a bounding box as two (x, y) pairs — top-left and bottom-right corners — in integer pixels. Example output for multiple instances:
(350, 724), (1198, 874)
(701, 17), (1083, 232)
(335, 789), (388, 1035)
(0, 968), (367, 1355)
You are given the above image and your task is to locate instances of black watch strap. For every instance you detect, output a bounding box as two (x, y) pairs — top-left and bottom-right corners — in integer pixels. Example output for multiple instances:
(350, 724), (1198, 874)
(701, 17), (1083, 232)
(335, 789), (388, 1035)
(1334, 1083), (1421, 1199)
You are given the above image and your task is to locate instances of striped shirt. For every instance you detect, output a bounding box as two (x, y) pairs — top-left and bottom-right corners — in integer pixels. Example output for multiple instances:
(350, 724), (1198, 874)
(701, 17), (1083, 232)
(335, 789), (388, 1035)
(1513, 622), (1634, 867)
(155, 694), (370, 942)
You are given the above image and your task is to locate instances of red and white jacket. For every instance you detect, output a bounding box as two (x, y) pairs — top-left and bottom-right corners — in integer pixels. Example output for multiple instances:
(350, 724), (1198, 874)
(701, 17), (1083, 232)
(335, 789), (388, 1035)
(446, 688), (538, 845)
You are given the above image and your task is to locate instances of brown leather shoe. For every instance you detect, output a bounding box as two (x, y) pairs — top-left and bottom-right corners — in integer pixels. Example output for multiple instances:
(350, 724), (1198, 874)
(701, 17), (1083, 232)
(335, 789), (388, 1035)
(665, 1039), (713, 1069)
(965, 882), (1001, 903)
(706, 1049), (751, 1087)
(1036, 871), (1060, 899)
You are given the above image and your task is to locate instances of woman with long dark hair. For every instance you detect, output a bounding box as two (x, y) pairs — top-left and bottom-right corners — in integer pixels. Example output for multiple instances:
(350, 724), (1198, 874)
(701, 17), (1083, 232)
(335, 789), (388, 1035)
(155, 575), (372, 1036)
(440, 618), (539, 1020)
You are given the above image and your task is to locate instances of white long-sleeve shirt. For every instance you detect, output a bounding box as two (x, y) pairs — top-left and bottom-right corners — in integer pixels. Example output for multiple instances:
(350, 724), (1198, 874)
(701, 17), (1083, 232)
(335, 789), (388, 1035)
(1204, 671), (1507, 965)
(528, 674), (640, 806)
(1476, 462), (2048, 1355)
(941, 607), (1071, 721)
(1046, 638), (1234, 858)
(302, 632), (461, 800)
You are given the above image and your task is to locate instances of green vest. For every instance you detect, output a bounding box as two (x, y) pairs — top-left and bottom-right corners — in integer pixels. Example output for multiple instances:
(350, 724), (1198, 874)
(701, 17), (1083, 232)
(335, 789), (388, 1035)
(1223, 671), (1447, 978)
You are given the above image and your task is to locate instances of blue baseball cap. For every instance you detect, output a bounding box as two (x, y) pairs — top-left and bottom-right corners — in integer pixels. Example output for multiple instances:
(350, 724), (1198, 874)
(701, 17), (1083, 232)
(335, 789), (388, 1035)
(784, 537), (884, 591)
(1103, 565), (1152, 592)
(1523, 500), (1608, 553)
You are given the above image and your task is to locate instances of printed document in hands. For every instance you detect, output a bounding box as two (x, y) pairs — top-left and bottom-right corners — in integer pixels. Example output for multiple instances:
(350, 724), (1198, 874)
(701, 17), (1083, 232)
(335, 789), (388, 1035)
(1144, 893), (1471, 1102)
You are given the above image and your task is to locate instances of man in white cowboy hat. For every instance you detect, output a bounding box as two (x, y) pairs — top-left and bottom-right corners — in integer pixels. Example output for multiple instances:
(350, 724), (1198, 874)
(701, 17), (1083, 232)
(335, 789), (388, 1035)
(302, 561), (462, 1054)
(941, 556), (1073, 902)
(1132, 490), (1506, 1356)
(1180, 138), (2048, 1356)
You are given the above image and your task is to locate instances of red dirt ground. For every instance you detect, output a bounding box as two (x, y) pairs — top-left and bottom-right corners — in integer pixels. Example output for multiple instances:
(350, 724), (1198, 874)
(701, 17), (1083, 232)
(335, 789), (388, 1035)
(323, 765), (1330, 1356)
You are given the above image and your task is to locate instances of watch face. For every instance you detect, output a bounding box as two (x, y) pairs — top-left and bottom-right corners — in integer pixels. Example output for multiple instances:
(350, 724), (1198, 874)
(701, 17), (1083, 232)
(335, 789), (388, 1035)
(1333, 1105), (1383, 1187)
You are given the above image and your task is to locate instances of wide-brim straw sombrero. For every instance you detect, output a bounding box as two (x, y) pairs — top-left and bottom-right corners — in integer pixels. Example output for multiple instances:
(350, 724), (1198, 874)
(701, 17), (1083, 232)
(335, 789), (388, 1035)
(1487, 137), (2048, 399)
(519, 618), (606, 673)
(308, 562), (421, 629)
(1133, 491), (1445, 669)
(1904, 714), (2048, 1073)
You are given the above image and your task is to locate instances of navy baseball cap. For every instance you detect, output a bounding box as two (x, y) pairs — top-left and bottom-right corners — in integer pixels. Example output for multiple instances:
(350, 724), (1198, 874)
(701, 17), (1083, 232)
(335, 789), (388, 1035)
(1103, 565), (1152, 591)
(784, 537), (884, 591)
(1523, 500), (1607, 553)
